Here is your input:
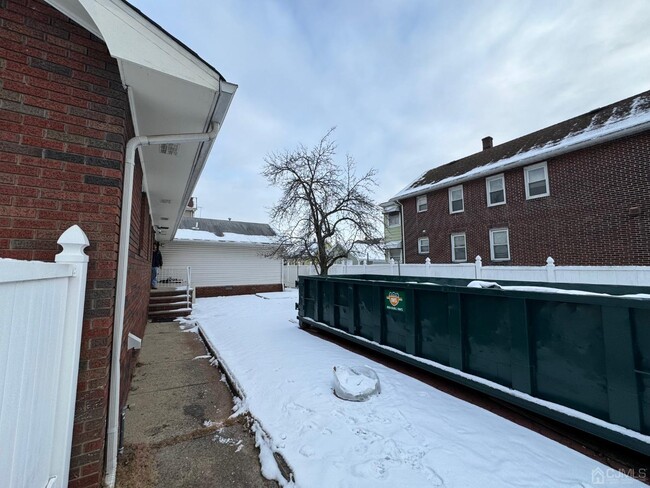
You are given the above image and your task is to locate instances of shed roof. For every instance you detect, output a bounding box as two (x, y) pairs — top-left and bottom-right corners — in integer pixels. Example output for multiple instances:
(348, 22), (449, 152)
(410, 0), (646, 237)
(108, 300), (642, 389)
(174, 217), (276, 244)
(394, 90), (650, 200)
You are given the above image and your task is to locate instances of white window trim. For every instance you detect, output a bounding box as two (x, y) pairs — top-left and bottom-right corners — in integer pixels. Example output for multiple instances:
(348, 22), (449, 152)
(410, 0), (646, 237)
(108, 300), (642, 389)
(416, 195), (428, 213)
(387, 213), (400, 228)
(448, 185), (464, 214)
(489, 228), (511, 262)
(418, 237), (429, 254)
(450, 232), (467, 262)
(524, 161), (550, 200)
(485, 173), (506, 207)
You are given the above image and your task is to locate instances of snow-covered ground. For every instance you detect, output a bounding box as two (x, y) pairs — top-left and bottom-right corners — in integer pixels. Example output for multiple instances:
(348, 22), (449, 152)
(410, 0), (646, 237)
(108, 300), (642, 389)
(187, 290), (645, 488)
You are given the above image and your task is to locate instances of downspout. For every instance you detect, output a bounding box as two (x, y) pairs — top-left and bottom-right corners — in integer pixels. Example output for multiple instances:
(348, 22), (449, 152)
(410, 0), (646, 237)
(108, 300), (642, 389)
(103, 122), (222, 487)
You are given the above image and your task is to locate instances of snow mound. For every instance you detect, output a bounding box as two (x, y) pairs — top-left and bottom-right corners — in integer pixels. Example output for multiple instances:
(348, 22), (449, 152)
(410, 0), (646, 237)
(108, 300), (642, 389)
(332, 365), (380, 402)
(467, 280), (502, 289)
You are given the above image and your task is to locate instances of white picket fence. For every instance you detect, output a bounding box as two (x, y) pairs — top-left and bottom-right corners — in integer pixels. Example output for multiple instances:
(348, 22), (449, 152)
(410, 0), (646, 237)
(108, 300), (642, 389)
(283, 256), (650, 288)
(0, 226), (89, 488)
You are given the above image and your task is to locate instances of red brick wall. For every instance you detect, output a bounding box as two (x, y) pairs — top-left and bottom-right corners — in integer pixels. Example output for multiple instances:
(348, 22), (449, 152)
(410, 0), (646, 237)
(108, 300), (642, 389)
(0, 1), (152, 486)
(402, 131), (650, 266)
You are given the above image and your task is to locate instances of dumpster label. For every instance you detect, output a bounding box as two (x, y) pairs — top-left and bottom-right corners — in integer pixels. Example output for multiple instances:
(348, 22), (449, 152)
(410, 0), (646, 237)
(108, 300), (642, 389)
(385, 291), (405, 312)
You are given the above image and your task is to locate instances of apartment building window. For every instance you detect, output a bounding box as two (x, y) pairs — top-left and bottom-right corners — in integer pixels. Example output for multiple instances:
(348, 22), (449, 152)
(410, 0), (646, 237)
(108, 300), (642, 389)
(416, 195), (428, 212)
(418, 237), (429, 254)
(486, 174), (506, 206)
(489, 228), (510, 261)
(387, 212), (400, 227)
(451, 233), (467, 262)
(524, 162), (550, 199)
(448, 185), (464, 213)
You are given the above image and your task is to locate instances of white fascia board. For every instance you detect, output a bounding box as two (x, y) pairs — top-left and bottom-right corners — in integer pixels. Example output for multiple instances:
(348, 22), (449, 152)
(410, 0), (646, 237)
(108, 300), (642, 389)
(77, 0), (220, 90)
(392, 118), (650, 202)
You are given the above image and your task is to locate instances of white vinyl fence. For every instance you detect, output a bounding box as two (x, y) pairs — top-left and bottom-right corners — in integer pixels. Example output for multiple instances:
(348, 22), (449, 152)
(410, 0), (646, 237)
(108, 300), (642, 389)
(284, 256), (650, 287)
(0, 225), (89, 488)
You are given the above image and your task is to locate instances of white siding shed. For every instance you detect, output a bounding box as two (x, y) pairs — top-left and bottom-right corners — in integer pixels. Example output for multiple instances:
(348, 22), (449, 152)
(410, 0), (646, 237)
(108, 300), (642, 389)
(162, 240), (282, 288)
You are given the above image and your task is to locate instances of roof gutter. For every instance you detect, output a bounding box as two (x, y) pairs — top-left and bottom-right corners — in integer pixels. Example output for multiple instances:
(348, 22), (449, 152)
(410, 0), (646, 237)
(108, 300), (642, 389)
(103, 122), (223, 488)
(391, 120), (650, 202)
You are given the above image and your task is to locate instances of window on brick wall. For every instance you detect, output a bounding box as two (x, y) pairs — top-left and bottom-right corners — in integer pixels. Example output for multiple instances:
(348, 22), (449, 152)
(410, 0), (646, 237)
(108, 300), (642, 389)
(418, 237), (429, 254)
(490, 228), (510, 261)
(448, 185), (464, 213)
(387, 212), (400, 227)
(451, 233), (467, 262)
(416, 195), (428, 212)
(524, 162), (549, 199)
(486, 174), (506, 206)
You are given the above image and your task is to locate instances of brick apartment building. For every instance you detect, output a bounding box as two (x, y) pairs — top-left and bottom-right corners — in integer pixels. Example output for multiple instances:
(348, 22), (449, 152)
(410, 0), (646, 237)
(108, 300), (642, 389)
(392, 90), (650, 266)
(0, 1), (236, 486)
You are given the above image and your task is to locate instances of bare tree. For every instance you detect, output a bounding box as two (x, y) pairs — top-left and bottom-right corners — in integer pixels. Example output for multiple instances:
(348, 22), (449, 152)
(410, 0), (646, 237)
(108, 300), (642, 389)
(263, 129), (381, 275)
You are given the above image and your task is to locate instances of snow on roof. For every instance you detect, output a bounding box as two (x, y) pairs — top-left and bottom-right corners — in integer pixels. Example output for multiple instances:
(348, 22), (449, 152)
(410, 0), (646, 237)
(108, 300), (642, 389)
(174, 228), (275, 244)
(394, 90), (650, 200)
(174, 217), (277, 244)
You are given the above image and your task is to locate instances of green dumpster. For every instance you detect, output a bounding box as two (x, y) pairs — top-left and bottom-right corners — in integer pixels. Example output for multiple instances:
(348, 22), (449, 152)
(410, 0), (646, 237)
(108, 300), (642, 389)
(297, 274), (650, 455)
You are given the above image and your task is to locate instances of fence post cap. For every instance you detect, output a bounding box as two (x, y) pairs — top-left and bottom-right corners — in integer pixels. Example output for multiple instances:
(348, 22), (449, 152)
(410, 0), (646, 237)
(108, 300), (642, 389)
(425, 257), (431, 264)
(475, 255), (482, 263)
(55, 225), (89, 263)
(546, 256), (555, 266)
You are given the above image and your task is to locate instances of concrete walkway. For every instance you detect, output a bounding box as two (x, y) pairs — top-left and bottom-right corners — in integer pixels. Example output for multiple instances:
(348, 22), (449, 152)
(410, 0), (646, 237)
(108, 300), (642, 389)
(116, 321), (277, 488)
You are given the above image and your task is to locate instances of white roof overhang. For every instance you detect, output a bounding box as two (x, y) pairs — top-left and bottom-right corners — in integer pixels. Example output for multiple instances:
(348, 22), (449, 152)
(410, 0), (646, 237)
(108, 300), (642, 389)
(44, 0), (237, 241)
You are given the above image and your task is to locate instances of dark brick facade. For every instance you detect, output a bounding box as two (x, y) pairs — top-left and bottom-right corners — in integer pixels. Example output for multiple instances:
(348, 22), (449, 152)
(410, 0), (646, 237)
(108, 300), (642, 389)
(196, 283), (283, 298)
(0, 1), (152, 486)
(402, 131), (650, 266)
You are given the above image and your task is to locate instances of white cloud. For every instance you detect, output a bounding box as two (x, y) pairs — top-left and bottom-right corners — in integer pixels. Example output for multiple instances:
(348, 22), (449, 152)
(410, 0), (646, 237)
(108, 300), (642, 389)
(130, 0), (650, 220)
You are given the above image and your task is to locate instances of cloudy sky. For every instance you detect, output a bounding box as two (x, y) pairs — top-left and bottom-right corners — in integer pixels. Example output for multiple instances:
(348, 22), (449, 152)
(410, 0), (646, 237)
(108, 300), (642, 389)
(130, 0), (650, 223)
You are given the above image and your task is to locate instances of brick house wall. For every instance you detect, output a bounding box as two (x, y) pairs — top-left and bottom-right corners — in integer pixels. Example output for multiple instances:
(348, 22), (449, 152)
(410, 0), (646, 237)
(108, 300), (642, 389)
(0, 1), (152, 486)
(402, 131), (650, 266)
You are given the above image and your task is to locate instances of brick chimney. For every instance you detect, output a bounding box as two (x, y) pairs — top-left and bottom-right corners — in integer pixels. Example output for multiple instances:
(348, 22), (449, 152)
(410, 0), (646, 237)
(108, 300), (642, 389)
(482, 136), (493, 150)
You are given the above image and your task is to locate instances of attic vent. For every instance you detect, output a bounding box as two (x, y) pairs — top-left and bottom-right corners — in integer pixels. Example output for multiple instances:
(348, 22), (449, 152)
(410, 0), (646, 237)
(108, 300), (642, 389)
(160, 217), (169, 221)
(159, 143), (179, 156)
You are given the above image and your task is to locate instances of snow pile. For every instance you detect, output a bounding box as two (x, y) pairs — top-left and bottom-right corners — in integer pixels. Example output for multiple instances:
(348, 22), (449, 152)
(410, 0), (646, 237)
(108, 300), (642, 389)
(332, 365), (380, 402)
(467, 280), (502, 289)
(193, 291), (645, 487)
(467, 280), (650, 299)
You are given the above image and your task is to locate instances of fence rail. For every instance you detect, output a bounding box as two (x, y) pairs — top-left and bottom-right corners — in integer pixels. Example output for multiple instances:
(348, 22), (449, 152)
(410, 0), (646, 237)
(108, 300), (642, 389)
(0, 225), (89, 488)
(284, 256), (650, 288)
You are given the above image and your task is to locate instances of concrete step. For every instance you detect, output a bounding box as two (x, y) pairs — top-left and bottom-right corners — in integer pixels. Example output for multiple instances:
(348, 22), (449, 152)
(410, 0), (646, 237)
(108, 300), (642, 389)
(148, 301), (192, 312)
(148, 307), (192, 322)
(150, 287), (193, 298)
